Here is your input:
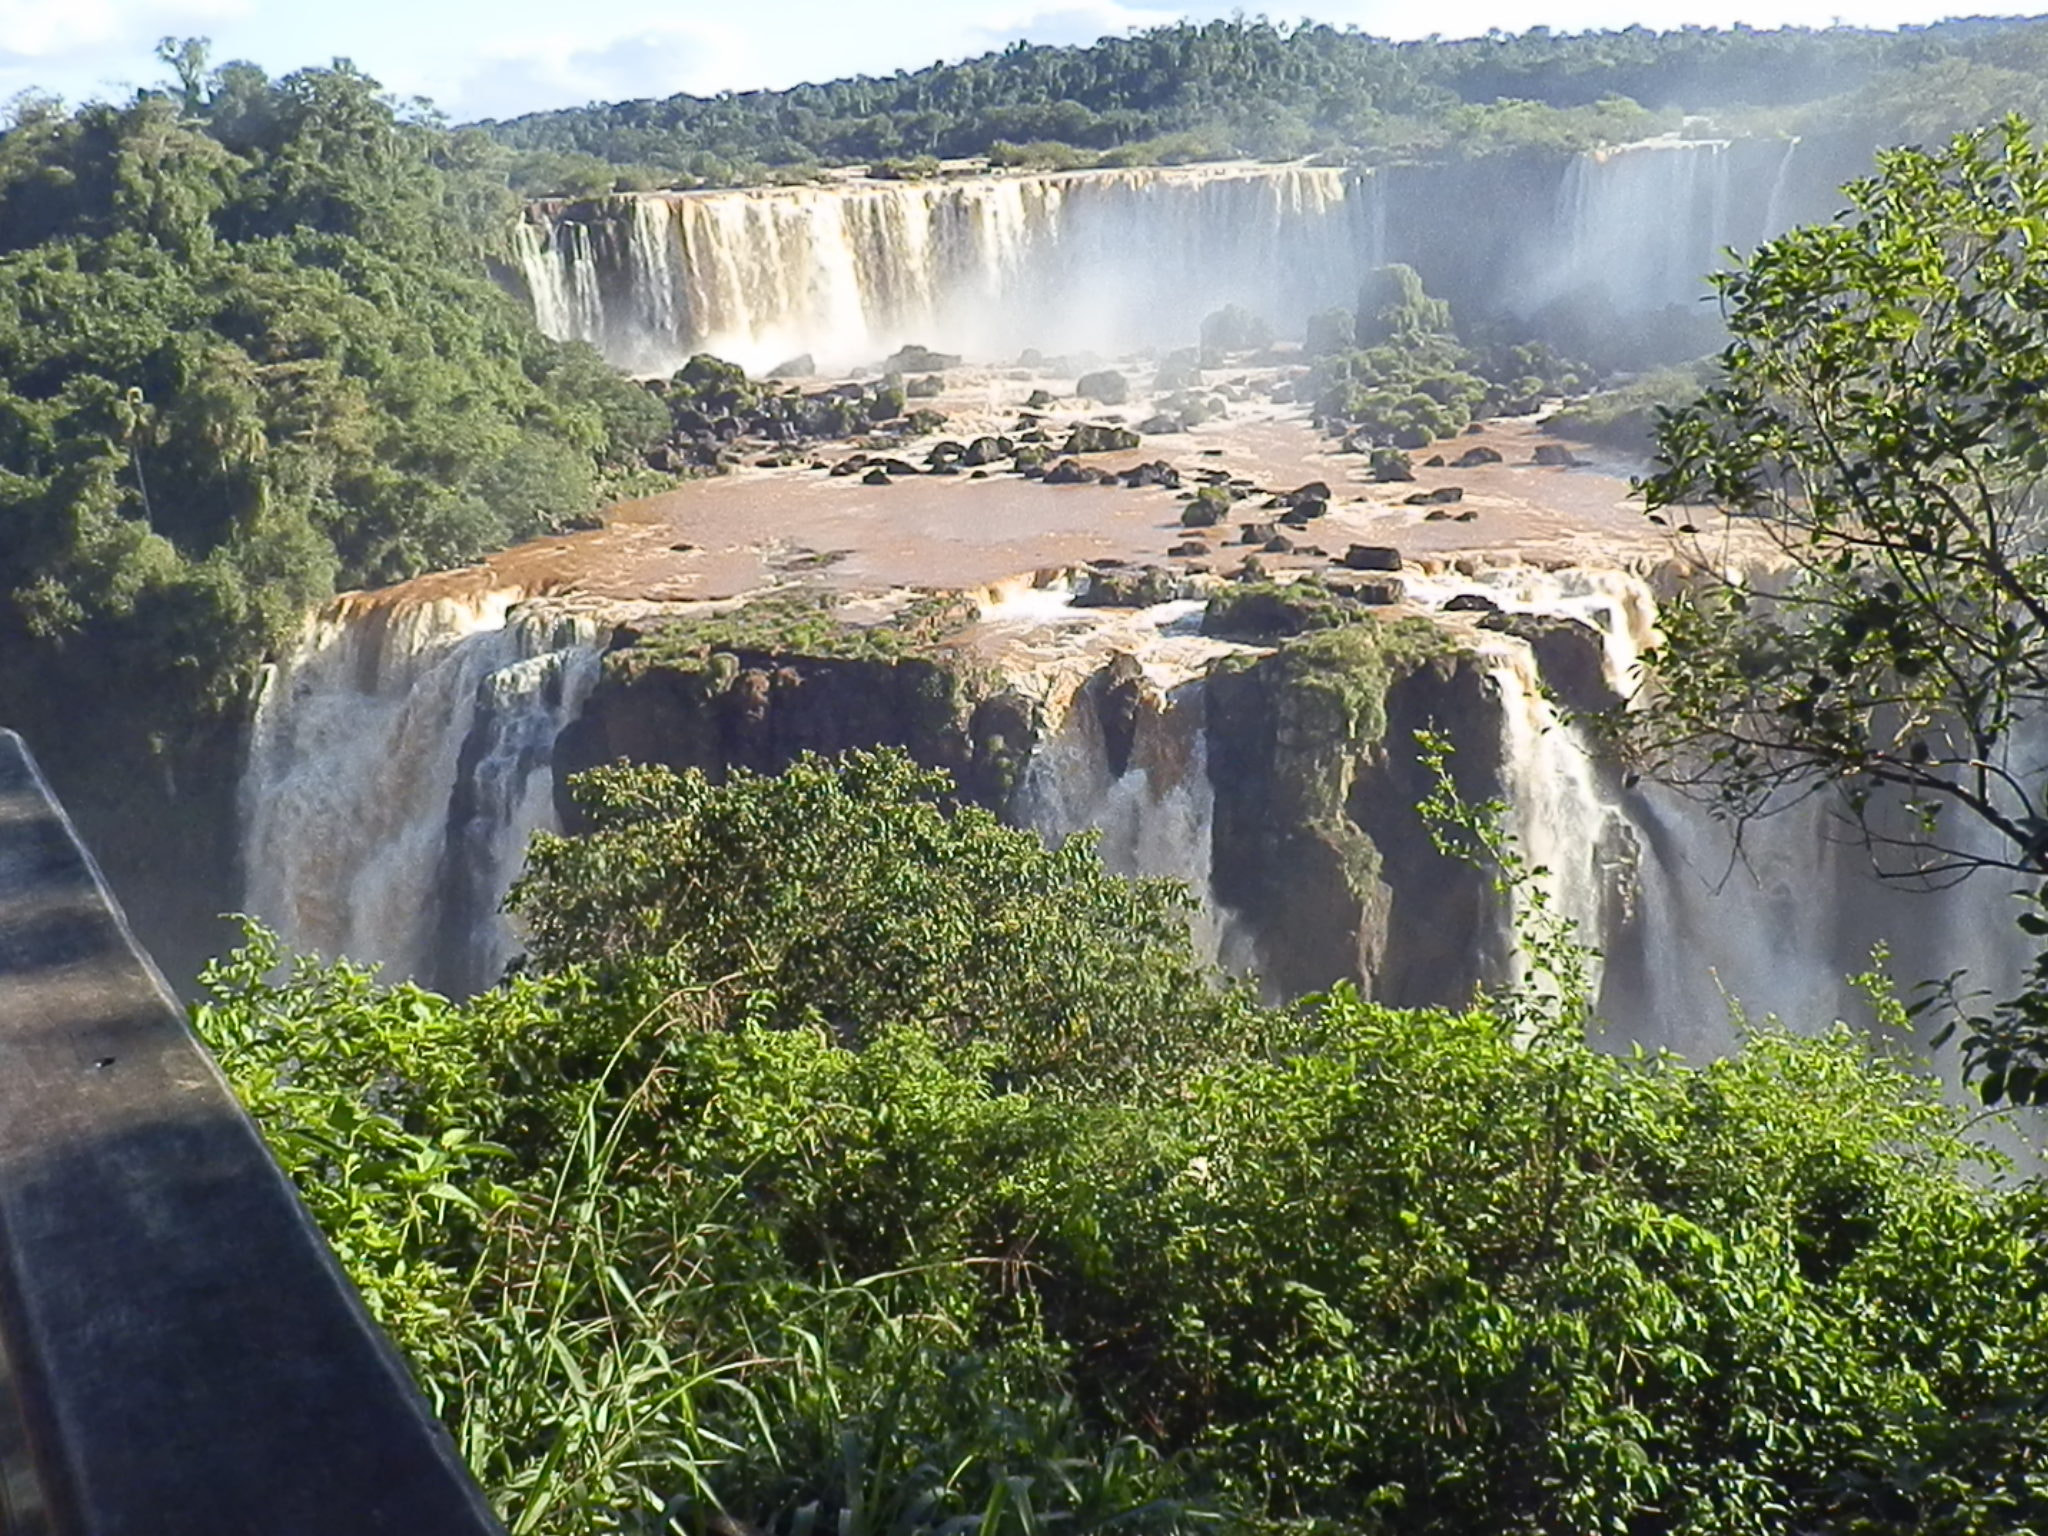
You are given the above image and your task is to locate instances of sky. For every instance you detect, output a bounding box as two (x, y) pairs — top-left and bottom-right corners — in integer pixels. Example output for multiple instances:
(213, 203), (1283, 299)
(1, 0), (2036, 123)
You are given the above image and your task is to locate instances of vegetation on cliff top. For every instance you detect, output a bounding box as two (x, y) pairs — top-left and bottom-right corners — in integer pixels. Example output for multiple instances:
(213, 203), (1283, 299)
(483, 16), (2048, 195)
(198, 748), (2048, 1535)
(617, 590), (977, 674)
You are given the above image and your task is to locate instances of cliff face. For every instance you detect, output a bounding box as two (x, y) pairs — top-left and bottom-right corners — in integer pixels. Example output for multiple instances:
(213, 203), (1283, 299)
(555, 645), (1040, 824)
(1207, 622), (1508, 1006)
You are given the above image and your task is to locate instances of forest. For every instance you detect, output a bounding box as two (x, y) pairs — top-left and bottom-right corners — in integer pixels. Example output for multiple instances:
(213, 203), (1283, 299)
(195, 747), (2048, 1534)
(0, 49), (668, 786)
(483, 16), (2048, 193)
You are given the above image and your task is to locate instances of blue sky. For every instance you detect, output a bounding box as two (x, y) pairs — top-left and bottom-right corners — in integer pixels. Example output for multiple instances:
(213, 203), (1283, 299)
(3, 1), (2033, 123)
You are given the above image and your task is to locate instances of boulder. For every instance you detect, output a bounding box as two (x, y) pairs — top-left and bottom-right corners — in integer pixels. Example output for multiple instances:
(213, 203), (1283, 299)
(1169, 540), (1210, 557)
(1137, 414), (1183, 434)
(861, 467), (892, 486)
(765, 353), (815, 379)
(1326, 574), (1404, 605)
(1405, 486), (1464, 506)
(1423, 454), (1446, 467)
(884, 343), (962, 373)
(1342, 544), (1402, 571)
(1443, 592), (1502, 613)
(961, 436), (1012, 466)
(1076, 369), (1131, 405)
(829, 454), (871, 477)
(1452, 445), (1503, 468)
(926, 440), (967, 465)
(1478, 611), (1622, 714)
(1239, 521), (1279, 545)
(1121, 460), (1182, 489)
(1532, 443), (1579, 466)
(1025, 389), (1057, 410)
(1044, 458), (1092, 485)
(1263, 534), (1297, 554)
(1062, 423), (1143, 455)
(1075, 567), (1181, 610)
(1370, 449), (1415, 483)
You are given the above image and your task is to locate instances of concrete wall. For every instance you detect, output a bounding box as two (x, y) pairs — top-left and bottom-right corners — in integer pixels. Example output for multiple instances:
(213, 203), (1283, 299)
(0, 730), (502, 1535)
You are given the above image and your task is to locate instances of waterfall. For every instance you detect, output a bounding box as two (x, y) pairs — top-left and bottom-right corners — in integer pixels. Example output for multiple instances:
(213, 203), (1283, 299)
(1761, 136), (1802, 242)
(1520, 135), (1805, 319)
(241, 591), (601, 991)
(516, 163), (1374, 373)
(1481, 639), (1637, 1007)
(1016, 674), (1238, 968)
(1393, 562), (2033, 1071)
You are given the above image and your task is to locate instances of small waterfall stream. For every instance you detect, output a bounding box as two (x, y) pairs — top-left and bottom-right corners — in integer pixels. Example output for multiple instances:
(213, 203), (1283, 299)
(1016, 675), (1239, 969)
(241, 592), (601, 992)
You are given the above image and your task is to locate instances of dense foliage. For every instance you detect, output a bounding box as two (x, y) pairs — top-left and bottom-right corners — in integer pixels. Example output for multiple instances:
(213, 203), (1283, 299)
(0, 53), (667, 753)
(483, 17), (2048, 194)
(1304, 265), (1589, 447)
(197, 749), (2048, 1535)
(1624, 118), (2048, 1102)
(510, 752), (1255, 1093)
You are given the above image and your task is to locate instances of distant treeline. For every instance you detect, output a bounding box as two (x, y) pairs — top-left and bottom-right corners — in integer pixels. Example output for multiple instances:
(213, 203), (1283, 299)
(481, 16), (2048, 196)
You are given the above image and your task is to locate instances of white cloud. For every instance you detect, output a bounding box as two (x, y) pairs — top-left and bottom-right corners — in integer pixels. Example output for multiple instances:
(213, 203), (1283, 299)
(441, 19), (748, 119)
(0, 0), (247, 108)
(0, 0), (245, 63)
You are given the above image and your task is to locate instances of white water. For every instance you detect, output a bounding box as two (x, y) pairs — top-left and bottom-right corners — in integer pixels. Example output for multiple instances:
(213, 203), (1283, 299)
(1395, 562), (2033, 1064)
(1520, 135), (1804, 317)
(232, 557), (2038, 1106)
(518, 163), (1376, 373)
(241, 593), (601, 990)
(1017, 674), (1237, 968)
(515, 143), (1825, 373)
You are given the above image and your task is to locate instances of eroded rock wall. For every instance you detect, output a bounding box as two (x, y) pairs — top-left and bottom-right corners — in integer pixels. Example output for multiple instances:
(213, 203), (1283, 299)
(1206, 623), (1509, 1006)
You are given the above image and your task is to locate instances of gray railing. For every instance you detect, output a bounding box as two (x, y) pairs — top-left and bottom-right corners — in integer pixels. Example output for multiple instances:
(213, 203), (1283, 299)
(0, 730), (503, 1535)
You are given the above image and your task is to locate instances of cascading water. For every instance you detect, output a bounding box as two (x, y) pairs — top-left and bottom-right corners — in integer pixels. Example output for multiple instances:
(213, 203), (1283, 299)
(1519, 134), (1806, 317)
(1017, 671), (1240, 969)
(516, 163), (1378, 373)
(1407, 562), (2034, 1070)
(514, 141), (1834, 374)
(241, 591), (601, 992)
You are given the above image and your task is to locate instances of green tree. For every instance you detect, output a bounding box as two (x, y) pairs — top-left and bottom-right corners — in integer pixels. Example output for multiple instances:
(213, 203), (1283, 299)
(511, 749), (1253, 1094)
(1626, 117), (2048, 1101)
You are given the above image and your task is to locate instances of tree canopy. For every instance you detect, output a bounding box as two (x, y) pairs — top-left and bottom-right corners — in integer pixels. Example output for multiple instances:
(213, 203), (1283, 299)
(0, 50), (668, 756)
(1626, 116), (2048, 1102)
(197, 749), (2048, 1534)
(480, 16), (2048, 194)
